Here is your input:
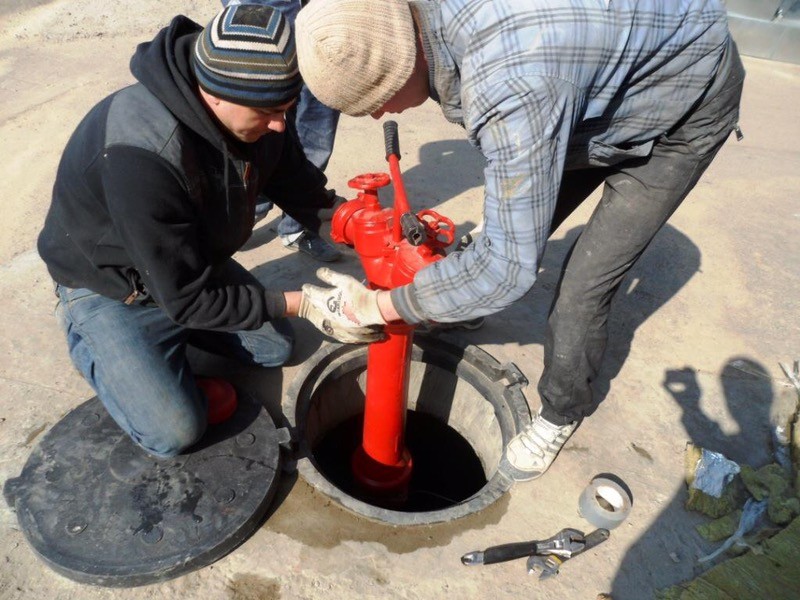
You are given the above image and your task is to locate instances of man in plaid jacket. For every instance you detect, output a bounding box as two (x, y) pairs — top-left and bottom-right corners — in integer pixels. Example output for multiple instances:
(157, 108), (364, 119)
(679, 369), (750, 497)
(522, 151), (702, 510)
(294, 0), (745, 481)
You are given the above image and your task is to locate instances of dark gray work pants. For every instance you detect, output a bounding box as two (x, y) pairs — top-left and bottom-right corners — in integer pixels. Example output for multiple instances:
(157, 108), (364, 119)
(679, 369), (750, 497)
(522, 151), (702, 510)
(539, 42), (746, 426)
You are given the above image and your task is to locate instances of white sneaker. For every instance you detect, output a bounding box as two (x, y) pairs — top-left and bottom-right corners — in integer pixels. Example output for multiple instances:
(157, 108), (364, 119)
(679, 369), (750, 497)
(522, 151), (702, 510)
(502, 410), (578, 481)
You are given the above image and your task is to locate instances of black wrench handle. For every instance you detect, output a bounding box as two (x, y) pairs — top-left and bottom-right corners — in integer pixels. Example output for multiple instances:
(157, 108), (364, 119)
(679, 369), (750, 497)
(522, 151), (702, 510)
(463, 540), (544, 566)
(483, 540), (545, 564)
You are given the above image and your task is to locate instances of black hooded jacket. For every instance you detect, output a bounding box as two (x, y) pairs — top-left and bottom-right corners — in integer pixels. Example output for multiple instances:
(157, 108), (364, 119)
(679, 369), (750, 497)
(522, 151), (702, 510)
(37, 16), (332, 331)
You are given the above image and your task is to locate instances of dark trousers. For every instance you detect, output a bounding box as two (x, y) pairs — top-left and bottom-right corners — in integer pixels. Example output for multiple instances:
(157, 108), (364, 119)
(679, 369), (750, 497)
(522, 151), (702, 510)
(539, 43), (745, 426)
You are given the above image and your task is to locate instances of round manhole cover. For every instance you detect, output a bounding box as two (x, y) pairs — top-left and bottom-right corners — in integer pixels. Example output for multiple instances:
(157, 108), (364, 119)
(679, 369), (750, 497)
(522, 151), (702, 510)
(4, 395), (285, 587)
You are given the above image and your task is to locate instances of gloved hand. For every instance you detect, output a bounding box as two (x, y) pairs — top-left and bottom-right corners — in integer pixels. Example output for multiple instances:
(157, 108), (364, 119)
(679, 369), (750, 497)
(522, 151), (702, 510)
(298, 292), (383, 344)
(301, 268), (387, 328)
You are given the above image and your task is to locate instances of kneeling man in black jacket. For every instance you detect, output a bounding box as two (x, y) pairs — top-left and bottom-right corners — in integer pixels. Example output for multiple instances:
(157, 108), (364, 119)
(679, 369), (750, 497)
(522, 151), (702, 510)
(37, 4), (379, 457)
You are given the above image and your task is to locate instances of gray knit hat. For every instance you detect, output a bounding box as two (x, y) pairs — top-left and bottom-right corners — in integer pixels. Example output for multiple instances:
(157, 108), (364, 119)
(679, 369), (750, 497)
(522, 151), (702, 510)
(192, 4), (302, 108)
(295, 0), (416, 116)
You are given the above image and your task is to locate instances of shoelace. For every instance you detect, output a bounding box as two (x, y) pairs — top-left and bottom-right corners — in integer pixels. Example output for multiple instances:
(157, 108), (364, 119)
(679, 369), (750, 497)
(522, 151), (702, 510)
(518, 418), (572, 458)
(518, 424), (557, 458)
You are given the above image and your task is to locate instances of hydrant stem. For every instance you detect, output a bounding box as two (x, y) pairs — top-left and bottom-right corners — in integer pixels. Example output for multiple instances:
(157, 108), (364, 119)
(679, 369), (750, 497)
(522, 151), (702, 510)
(362, 324), (414, 465)
(350, 323), (415, 496)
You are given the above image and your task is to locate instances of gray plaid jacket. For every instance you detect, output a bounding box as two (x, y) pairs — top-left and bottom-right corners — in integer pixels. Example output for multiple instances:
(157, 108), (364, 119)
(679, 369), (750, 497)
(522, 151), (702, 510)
(391, 0), (732, 324)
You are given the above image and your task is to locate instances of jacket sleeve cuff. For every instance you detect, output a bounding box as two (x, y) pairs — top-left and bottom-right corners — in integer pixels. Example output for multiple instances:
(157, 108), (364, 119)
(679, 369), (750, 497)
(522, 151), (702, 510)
(264, 290), (287, 321)
(390, 284), (427, 324)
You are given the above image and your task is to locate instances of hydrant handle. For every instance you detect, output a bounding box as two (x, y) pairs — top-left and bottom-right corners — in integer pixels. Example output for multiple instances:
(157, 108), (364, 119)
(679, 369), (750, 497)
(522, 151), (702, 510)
(383, 120), (415, 243)
(384, 123), (425, 244)
(384, 120), (401, 160)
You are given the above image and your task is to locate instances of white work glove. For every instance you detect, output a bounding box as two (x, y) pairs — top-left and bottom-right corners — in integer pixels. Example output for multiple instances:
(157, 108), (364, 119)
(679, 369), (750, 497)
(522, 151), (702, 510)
(298, 296), (383, 344)
(298, 269), (386, 344)
(301, 268), (387, 328)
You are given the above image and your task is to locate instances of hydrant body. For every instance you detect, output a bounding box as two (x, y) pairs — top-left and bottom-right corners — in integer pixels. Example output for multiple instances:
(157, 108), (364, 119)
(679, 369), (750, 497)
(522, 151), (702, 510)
(331, 175), (446, 290)
(331, 163), (454, 498)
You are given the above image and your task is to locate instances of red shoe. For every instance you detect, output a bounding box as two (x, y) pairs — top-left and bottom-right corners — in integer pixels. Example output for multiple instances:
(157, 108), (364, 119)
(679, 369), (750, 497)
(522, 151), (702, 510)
(196, 377), (238, 425)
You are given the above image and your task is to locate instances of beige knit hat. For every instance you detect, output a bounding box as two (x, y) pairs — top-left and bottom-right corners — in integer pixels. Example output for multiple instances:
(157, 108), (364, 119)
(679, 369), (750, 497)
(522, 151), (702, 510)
(295, 0), (416, 117)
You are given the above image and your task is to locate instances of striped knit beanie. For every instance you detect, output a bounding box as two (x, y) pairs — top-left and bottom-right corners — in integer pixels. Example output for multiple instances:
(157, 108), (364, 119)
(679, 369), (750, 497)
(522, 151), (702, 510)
(296, 0), (416, 117)
(192, 4), (302, 108)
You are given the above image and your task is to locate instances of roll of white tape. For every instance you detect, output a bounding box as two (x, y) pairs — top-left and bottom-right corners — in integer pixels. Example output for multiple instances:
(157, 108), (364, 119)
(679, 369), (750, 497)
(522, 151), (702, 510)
(578, 476), (632, 530)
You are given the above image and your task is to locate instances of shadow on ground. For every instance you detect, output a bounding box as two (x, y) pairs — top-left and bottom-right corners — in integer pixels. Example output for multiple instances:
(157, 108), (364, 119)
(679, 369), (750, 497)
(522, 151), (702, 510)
(611, 357), (776, 598)
(448, 221), (703, 418)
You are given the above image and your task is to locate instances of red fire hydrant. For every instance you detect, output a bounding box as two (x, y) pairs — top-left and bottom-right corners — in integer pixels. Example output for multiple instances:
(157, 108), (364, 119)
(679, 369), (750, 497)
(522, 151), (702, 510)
(331, 121), (454, 499)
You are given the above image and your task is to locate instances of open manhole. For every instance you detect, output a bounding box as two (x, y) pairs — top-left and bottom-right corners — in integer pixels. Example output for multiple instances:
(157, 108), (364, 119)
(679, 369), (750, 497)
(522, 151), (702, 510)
(285, 333), (531, 525)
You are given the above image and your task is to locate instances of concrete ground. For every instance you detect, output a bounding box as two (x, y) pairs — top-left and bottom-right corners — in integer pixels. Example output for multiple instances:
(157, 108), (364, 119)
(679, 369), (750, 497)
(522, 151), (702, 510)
(1, 1), (799, 599)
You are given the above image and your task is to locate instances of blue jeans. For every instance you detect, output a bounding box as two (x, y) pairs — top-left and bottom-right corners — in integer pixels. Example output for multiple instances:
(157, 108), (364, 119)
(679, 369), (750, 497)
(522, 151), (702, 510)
(225, 0), (340, 236)
(55, 282), (294, 458)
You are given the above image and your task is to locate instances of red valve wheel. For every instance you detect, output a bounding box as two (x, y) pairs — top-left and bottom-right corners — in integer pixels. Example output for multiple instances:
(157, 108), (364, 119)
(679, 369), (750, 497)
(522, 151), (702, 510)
(418, 209), (456, 248)
(348, 173), (391, 191)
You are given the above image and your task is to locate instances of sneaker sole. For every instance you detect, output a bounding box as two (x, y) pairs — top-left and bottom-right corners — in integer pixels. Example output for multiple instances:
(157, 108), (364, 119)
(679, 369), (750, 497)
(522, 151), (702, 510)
(499, 456), (546, 483)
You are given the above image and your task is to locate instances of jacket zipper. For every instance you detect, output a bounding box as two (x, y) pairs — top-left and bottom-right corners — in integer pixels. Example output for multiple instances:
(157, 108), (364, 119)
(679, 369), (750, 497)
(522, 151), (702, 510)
(243, 161), (252, 192)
